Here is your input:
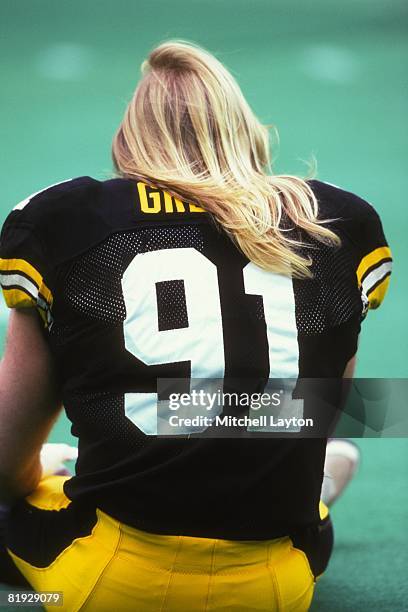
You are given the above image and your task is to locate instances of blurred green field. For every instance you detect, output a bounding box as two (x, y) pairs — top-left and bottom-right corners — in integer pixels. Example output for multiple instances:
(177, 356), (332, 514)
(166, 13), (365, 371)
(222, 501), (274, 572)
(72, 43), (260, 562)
(0, 1), (407, 609)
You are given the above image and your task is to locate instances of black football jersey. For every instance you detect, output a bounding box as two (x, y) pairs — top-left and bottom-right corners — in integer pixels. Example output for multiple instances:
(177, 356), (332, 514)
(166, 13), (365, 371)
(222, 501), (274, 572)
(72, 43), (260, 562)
(0, 177), (392, 539)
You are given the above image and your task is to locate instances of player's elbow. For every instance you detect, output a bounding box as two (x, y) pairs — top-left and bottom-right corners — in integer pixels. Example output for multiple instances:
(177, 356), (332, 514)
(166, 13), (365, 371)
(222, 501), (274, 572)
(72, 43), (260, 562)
(0, 459), (42, 504)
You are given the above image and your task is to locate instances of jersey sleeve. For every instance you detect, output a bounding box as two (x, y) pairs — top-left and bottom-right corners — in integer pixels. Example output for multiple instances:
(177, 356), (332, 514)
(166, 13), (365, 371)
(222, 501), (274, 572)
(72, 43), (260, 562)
(0, 205), (53, 326)
(0, 178), (89, 326)
(309, 180), (392, 318)
(0, 177), (99, 327)
(354, 204), (392, 314)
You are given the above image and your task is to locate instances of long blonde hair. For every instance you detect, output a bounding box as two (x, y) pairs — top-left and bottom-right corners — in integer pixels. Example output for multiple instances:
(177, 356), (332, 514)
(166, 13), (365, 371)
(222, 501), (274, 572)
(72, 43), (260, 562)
(112, 40), (339, 277)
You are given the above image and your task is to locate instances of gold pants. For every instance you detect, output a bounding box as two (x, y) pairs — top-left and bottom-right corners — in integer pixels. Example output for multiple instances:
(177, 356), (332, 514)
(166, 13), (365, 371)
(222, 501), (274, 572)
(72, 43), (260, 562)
(8, 477), (326, 612)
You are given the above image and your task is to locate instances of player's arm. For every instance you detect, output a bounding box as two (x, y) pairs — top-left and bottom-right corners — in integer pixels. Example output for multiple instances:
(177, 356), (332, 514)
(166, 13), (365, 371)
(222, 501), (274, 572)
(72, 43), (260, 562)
(343, 354), (356, 378)
(0, 308), (62, 503)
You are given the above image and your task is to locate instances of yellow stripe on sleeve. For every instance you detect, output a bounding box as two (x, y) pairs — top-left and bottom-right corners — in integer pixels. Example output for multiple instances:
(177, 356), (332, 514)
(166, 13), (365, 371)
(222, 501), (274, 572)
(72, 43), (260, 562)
(365, 275), (391, 309)
(0, 257), (53, 306)
(356, 246), (392, 287)
(1, 287), (36, 309)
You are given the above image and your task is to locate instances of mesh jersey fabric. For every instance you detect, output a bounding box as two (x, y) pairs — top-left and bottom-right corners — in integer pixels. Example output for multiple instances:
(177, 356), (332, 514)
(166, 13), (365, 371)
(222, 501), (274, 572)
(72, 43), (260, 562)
(0, 177), (392, 539)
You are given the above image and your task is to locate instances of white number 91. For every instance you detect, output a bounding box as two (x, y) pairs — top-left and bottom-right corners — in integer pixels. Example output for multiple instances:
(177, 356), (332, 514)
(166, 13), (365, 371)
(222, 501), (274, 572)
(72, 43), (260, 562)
(121, 247), (301, 434)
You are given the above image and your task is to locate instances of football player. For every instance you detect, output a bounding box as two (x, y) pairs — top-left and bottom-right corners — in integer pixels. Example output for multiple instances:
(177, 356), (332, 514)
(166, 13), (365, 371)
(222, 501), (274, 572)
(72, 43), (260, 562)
(0, 41), (391, 610)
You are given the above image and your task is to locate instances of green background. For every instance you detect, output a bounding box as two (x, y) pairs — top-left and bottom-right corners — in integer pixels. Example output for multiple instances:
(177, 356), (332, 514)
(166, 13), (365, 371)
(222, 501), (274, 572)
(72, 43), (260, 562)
(0, 1), (407, 610)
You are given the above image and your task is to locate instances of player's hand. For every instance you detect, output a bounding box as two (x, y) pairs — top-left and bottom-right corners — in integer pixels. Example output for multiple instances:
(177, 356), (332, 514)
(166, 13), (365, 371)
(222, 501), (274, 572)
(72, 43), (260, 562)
(40, 443), (78, 478)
